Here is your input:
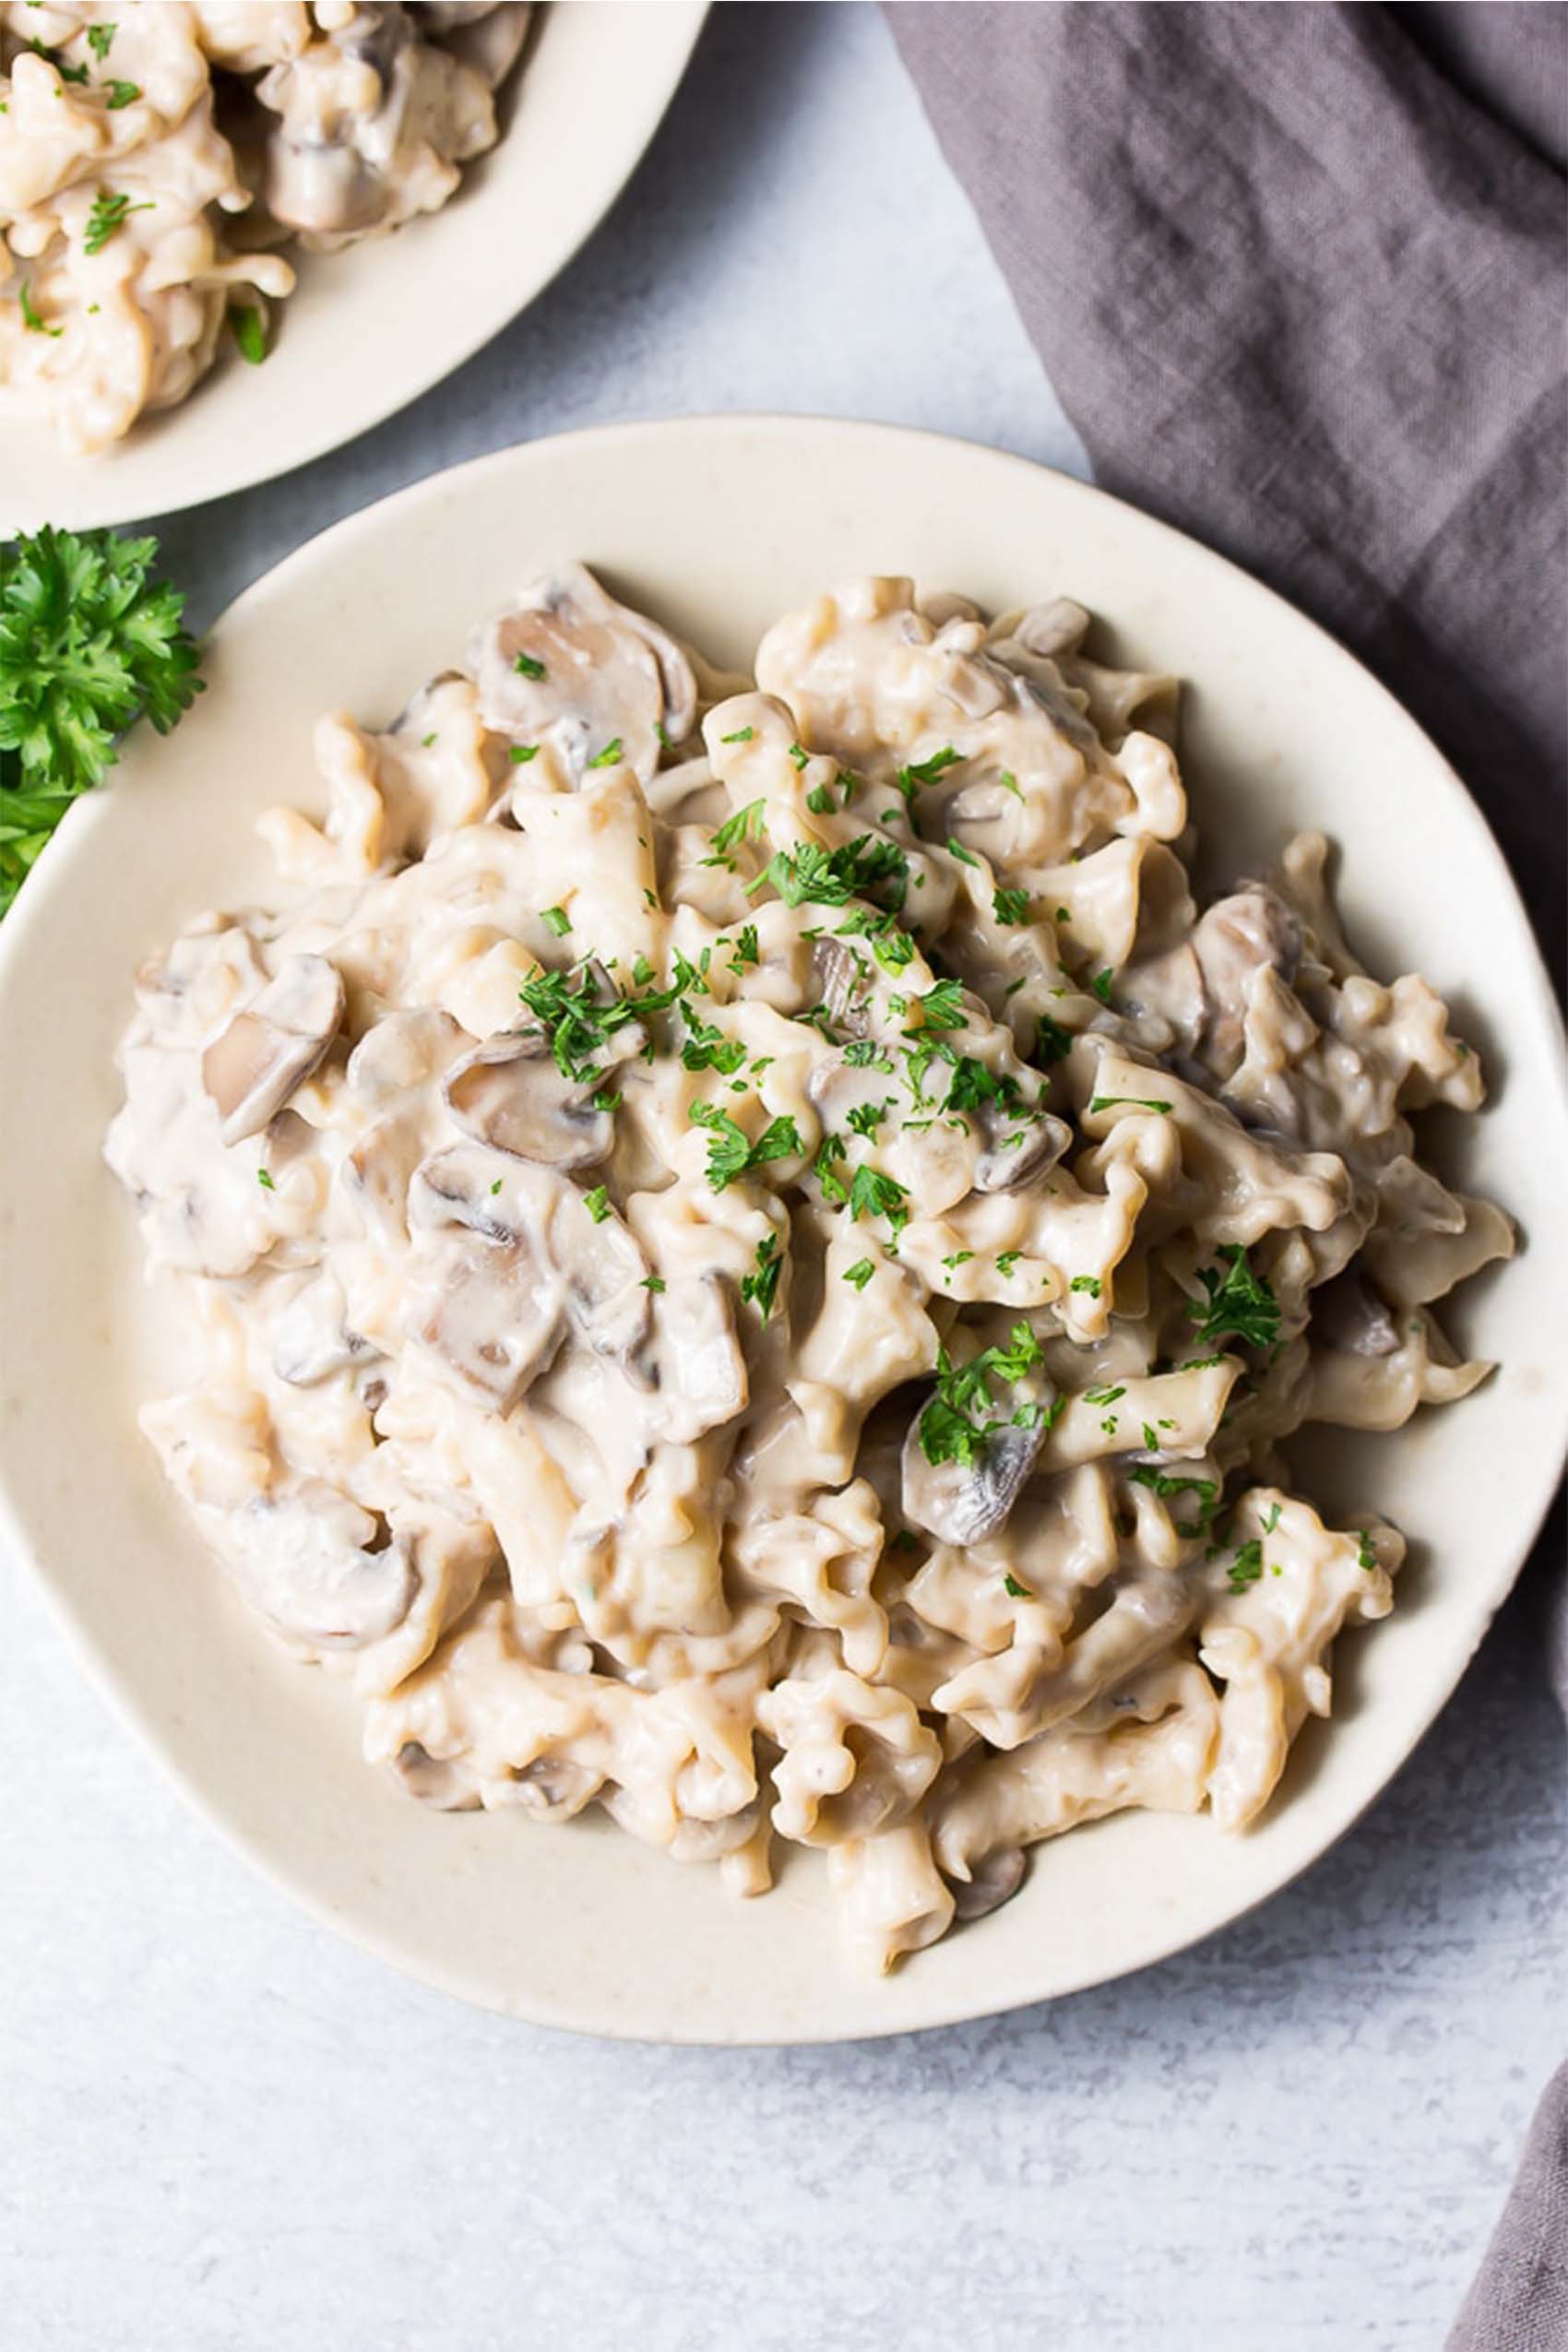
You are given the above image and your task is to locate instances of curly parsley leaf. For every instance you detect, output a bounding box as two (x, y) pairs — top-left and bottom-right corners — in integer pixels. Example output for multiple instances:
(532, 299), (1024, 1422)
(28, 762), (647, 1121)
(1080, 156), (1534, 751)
(0, 527), (203, 918)
(1186, 1245), (1280, 1353)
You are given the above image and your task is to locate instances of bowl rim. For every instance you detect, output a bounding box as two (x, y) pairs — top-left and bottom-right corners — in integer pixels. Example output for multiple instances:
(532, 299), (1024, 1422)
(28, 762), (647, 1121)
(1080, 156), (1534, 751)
(1, 412), (1563, 2044)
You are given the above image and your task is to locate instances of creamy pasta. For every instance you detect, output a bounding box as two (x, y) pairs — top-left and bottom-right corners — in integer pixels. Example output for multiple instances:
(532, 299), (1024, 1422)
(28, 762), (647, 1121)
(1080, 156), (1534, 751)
(0, 0), (528, 453)
(106, 568), (1513, 1972)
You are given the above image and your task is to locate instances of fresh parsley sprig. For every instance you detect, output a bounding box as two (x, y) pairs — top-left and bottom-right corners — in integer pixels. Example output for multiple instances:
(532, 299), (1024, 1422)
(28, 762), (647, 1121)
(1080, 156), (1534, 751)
(1186, 1245), (1281, 1353)
(0, 527), (203, 918)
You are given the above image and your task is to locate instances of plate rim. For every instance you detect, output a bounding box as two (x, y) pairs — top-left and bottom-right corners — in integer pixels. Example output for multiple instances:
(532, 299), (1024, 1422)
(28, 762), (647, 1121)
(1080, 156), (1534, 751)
(1, 411), (1563, 2045)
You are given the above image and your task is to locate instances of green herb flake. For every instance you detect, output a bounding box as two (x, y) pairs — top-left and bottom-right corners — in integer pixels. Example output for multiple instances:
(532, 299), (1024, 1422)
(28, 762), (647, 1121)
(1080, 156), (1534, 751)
(842, 1257), (876, 1291)
(583, 1185), (611, 1225)
(1088, 968), (1115, 1004)
(1069, 1274), (1101, 1299)
(719, 725), (754, 743)
(1228, 1538), (1265, 1591)
(805, 783), (836, 814)
(1033, 1016), (1072, 1068)
(641, 1275), (667, 1293)
(229, 304), (267, 364)
(540, 906), (571, 937)
(104, 79), (140, 107)
(83, 187), (154, 255)
(946, 837), (980, 867)
(995, 1250), (1021, 1277)
(893, 744), (959, 802)
(739, 1233), (784, 1320)
(512, 651), (546, 680)
(586, 736), (623, 769)
(1357, 1528), (1377, 1572)
(86, 22), (116, 58)
(1089, 1092), (1173, 1115)
(256, 1168), (276, 1191)
(1187, 1245), (1280, 1353)
(508, 742), (539, 765)
(18, 281), (61, 337)
(992, 886), (1031, 925)
(1003, 1573), (1031, 1599)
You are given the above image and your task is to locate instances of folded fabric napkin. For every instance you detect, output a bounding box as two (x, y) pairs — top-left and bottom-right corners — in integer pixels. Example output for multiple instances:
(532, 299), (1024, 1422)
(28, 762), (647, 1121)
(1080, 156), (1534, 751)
(885, 6), (1567, 2343)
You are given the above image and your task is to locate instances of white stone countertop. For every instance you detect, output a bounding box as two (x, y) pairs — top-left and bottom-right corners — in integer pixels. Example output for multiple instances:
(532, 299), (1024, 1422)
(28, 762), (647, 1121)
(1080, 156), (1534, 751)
(3, 8), (1562, 2348)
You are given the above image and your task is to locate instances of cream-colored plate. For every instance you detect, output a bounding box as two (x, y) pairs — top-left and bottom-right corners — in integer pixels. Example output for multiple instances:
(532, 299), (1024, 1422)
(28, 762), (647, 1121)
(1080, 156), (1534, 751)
(0, 419), (1562, 2044)
(2, 5), (707, 533)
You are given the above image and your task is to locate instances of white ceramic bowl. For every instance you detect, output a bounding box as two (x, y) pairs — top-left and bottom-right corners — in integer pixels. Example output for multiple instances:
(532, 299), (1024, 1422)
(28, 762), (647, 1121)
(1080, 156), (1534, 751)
(0, 418), (1562, 2044)
(1, 5), (707, 533)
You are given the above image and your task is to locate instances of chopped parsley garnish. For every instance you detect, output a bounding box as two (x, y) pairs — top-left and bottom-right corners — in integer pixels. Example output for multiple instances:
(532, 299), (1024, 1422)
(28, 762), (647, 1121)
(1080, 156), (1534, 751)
(908, 977), (968, 1032)
(728, 924), (760, 970)
(846, 1099), (890, 1140)
(703, 797), (766, 868)
(847, 1163), (909, 1231)
(999, 769), (1022, 800)
(1088, 968), (1115, 1004)
(679, 1002), (746, 1075)
(1003, 1573), (1031, 1599)
(945, 1055), (1028, 1121)
(918, 1322), (1045, 1467)
(86, 23), (116, 58)
(1186, 1246), (1280, 1353)
(1089, 1092), (1173, 1115)
(1069, 1274), (1101, 1298)
(1263, 1503), (1283, 1534)
(1227, 1538), (1265, 1591)
(583, 1185), (611, 1224)
(18, 281), (61, 338)
(104, 78), (140, 107)
(805, 783), (836, 815)
(995, 1250), (1021, 1277)
(942, 1251), (975, 1272)
(946, 837), (979, 867)
(719, 725), (754, 743)
(1357, 1528), (1376, 1572)
(228, 304), (267, 364)
(993, 886), (1031, 925)
(540, 906), (571, 936)
(512, 651), (546, 679)
(893, 744), (959, 802)
(1033, 1016), (1072, 1068)
(1128, 1464), (1220, 1535)
(586, 736), (623, 769)
(739, 1234), (783, 1319)
(490, 1177), (504, 1194)
(1083, 1384), (1125, 1407)
(83, 188), (154, 255)
(843, 1039), (894, 1072)
(641, 1275), (667, 1293)
(753, 833), (909, 912)
(508, 742), (538, 765)
(256, 1168), (276, 1191)
(28, 38), (89, 80)
(843, 1258), (876, 1290)
(689, 1102), (802, 1192)
(655, 720), (671, 750)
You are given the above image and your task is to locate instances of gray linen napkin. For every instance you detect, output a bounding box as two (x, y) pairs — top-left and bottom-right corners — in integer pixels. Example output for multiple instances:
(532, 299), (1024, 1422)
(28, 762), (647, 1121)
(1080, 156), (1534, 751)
(884, 6), (1567, 2343)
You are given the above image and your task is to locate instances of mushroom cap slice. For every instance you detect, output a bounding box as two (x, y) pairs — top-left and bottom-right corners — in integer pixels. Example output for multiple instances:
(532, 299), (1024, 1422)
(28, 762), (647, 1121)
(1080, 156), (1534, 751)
(468, 563), (698, 782)
(443, 1032), (614, 1170)
(973, 1106), (1073, 1193)
(201, 953), (345, 1145)
(948, 1845), (1027, 1922)
(900, 1408), (1048, 1546)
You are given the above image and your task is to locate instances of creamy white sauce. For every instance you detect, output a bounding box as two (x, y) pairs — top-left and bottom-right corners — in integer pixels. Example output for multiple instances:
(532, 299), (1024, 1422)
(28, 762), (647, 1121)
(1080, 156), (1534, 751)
(106, 566), (1511, 1973)
(0, 0), (526, 452)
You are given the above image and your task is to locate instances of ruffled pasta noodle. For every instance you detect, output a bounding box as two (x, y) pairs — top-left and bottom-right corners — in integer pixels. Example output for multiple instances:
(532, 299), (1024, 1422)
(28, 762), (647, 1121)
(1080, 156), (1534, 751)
(0, 0), (528, 453)
(106, 565), (1513, 1972)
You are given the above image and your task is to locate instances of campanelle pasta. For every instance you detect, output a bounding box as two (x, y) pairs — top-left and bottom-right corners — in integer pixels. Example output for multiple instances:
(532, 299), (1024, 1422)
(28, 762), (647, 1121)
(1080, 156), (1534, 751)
(0, 1), (528, 453)
(106, 568), (1512, 1971)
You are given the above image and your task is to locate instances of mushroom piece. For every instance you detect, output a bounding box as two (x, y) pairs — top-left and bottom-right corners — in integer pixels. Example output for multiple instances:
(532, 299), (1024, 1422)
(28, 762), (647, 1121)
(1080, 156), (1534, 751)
(972, 1105), (1073, 1194)
(406, 1145), (652, 1407)
(1191, 885), (1303, 1078)
(225, 1485), (417, 1649)
(811, 937), (873, 1039)
(900, 1408), (1048, 1546)
(391, 1741), (481, 1810)
(443, 1031), (613, 1170)
(948, 1844), (1027, 1922)
(431, 0), (532, 87)
(201, 954), (344, 1145)
(1310, 1268), (1400, 1359)
(468, 563), (698, 783)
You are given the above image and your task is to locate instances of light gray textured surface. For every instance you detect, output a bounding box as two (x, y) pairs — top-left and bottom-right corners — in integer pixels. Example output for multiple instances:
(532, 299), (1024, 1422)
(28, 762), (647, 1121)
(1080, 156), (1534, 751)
(2, 9), (1562, 2348)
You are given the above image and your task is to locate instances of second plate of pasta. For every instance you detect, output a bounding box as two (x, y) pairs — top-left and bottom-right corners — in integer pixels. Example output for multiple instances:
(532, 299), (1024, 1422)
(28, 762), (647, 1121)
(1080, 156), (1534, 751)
(0, 417), (1562, 2040)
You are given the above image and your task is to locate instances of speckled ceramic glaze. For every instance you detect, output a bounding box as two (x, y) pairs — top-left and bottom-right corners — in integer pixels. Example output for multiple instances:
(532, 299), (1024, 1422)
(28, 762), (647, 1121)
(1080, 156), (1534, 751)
(0, 418), (1562, 2042)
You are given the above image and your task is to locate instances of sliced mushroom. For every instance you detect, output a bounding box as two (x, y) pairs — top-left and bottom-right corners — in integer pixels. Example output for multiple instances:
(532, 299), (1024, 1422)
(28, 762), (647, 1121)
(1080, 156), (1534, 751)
(443, 1031), (613, 1170)
(1191, 885), (1303, 1079)
(468, 563), (698, 783)
(1311, 1268), (1400, 1359)
(225, 1485), (417, 1649)
(347, 1006), (467, 1105)
(201, 954), (344, 1145)
(811, 937), (873, 1039)
(948, 1844), (1027, 1921)
(972, 1104), (1073, 1193)
(631, 1271), (747, 1443)
(900, 1407), (1048, 1546)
